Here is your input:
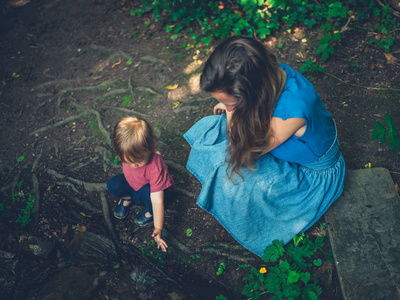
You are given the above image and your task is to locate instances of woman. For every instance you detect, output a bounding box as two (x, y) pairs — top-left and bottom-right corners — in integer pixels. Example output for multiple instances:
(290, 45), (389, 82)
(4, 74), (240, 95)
(184, 36), (345, 257)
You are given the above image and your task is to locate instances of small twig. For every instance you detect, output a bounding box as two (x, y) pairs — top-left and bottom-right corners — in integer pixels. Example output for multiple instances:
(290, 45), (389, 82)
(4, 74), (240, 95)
(389, 171), (400, 175)
(340, 16), (353, 34)
(325, 72), (400, 91)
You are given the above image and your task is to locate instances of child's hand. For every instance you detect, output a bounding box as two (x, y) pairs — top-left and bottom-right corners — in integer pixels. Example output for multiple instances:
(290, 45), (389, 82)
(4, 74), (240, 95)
(152, 229), (168, 252)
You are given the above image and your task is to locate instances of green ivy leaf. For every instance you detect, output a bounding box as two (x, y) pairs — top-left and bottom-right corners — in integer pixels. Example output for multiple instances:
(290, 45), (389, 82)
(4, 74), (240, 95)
(300, 271), (311, 284)
(287, 270), (300, 283)
(313, 259), (322, 266)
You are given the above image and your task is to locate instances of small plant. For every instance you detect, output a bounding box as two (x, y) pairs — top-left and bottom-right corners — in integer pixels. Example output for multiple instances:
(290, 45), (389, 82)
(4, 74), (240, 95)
(186, 228), (193, 237)
(114, 156), (120, 165)
(140, 240), (169, 262)
(12, 181), (35, 226)
(299, 60), (325, 81)
(371, 113), (400, 150)
(15, 193), (35, 226)
(242, 234), (325, 299)
(216, 262), (226, 275)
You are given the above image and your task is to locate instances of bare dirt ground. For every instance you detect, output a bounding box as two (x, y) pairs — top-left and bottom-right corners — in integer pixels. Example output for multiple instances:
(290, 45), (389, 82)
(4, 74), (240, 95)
(0, 0), (399, 299)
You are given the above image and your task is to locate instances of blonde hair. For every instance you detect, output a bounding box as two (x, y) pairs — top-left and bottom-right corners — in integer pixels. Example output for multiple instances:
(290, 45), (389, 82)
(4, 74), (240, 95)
(113, 116), (157, 164)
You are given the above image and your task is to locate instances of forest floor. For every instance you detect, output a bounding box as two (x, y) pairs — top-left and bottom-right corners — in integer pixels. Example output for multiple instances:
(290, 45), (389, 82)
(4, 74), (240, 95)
(0, 0), (399, 299)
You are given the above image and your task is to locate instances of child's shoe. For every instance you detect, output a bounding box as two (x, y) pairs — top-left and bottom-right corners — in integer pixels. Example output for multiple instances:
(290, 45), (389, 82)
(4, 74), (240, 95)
(134, 209), (153, 226)
(114, 199), (133, 219)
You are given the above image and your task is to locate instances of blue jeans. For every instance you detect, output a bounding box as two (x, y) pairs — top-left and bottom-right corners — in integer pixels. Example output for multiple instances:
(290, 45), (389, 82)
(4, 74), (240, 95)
(107, 174), (172, 215)
(107, 174), (154, 215)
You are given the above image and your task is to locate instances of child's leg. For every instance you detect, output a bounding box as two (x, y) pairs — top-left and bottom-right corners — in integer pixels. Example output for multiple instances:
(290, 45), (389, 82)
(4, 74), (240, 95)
(133, 184), (153, 215)
(107, 174), (134, 205)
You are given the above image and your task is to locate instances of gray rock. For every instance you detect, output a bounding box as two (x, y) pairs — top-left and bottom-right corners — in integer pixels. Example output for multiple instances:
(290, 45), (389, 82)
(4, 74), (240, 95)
(325, 168), (400, 299)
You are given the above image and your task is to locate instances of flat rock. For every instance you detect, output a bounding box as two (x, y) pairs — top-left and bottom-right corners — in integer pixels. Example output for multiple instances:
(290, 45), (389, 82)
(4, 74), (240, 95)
(325, 168), (400, 299)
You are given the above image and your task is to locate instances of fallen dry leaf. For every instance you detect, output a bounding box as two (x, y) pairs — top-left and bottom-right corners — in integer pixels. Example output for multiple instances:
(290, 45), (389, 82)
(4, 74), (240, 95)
(384, 53), (399, 65)
(62, 225), (69, 235)
(165, 84), (179, 90)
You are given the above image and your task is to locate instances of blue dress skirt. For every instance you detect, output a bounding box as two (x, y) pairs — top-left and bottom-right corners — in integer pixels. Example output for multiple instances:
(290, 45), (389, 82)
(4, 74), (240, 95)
(184, 114), (345, 257)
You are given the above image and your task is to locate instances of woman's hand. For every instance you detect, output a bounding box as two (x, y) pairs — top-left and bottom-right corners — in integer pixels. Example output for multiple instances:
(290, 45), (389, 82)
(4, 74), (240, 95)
(213, 103), (227, 115)
(152, 229), (168, 252)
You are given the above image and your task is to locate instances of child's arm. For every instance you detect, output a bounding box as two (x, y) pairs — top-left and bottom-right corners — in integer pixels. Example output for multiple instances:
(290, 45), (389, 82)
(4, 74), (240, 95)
(150, 190), (168, 252)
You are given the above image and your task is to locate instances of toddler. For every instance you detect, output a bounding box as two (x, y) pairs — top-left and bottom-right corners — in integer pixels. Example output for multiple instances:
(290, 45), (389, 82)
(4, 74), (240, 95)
(107, 116), (174, 252)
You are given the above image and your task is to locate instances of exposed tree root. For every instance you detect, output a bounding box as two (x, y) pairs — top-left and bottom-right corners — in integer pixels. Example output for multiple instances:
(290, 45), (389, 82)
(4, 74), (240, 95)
(197, 247), (256, 263)
(55, 79), (119, 110)
(36, 78), (79, 90)
(47, 169), (107, 192)
(174, 187), (197, 198)
(32, 174), (40, 225)
(100, 192), (119, 244)
(325, 72), (400, 91)
(29, 109), (111, 146)
(31, 144), (44, 172)
(54, 189), (102, 213)
(55, 182), (80, 194)
(112, 107), (149, 118)
(71, 155), (100, 170)
(29, 111), (89, 136)
(163, 229), (191, 253)
(94, 88), (129, 103)
(163, 230), (256, 263)
(164, 160), (190, 175)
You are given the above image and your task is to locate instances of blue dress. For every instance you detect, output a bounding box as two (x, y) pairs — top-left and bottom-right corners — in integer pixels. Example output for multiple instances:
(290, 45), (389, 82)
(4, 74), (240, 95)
(184, 64), (345, 257)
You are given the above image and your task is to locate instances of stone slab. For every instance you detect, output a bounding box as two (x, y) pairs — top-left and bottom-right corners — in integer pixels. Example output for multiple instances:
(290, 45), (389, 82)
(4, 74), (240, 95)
(325, 168), (400, 299)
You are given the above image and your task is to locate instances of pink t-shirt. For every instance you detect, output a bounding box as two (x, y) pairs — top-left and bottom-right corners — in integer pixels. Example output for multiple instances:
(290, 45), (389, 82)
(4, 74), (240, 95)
(122, 153), (174, 193)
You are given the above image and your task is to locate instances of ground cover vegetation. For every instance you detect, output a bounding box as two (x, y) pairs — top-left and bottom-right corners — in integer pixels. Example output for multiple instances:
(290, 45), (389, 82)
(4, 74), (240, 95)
(133, 0), (399, 80)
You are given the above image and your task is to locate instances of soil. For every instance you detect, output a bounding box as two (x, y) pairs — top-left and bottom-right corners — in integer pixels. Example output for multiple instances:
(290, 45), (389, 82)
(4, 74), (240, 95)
(0, 0), (399, 299)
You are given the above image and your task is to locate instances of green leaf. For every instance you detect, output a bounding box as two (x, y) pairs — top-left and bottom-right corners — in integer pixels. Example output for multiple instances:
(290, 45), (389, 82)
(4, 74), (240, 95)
(256, 27), (271, 39)
(17, 156), (25, 163)
(328, 2), (347, 18)
(202, 36), (212, 45)
(300, 271), (311, 284)
(385, 114), (394, 128)
(287, 270), (300, 283)
(313, 259), (322, 266)
(166, 25), (174, 32)
(262, 240), (285, 262)
(279, 260), (290, 272)
(293, 233), (304, 247)
(321, 44), (334, 61)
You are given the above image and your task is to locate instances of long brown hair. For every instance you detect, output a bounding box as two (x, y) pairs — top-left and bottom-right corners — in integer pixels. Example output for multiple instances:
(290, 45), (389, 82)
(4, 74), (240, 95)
(113, 116), (157, 164)
(200, 36), (286, 178)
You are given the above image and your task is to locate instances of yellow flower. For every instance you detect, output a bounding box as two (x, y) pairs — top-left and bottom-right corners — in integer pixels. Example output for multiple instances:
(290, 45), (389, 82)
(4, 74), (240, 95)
(259, 267), (267, 274)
